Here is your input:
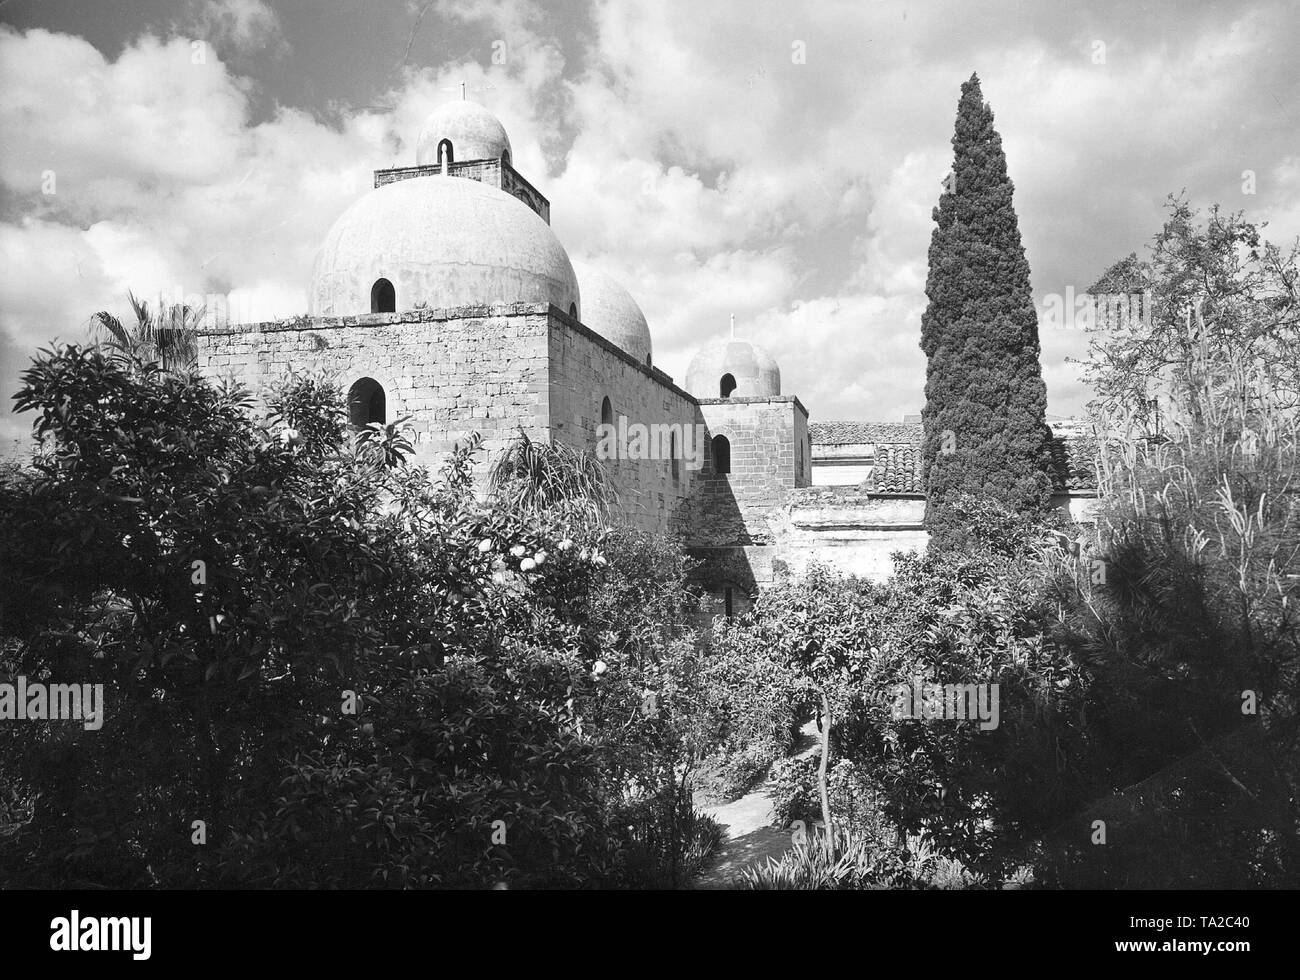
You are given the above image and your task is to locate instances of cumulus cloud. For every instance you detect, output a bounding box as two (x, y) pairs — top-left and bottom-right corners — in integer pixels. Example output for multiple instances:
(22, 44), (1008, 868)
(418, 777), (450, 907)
(1, 0), (1298, 449)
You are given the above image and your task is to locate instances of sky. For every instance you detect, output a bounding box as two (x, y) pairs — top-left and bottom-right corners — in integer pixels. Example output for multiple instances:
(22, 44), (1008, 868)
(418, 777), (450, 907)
(1, 0), (1298, 448)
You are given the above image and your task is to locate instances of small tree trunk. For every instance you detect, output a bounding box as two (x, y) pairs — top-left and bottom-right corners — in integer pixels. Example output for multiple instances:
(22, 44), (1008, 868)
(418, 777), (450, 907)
(819, 692), (834, 856)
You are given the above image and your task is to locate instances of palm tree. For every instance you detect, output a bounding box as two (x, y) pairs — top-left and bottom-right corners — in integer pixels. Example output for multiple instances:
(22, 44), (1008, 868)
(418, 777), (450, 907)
(489, 428), (617, 523)
(91, 292), (203, 372)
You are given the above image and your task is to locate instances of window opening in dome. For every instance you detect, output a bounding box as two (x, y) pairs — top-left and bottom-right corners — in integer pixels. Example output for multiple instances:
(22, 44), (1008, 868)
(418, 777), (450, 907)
(370, 279), (395, 314)
(569, 303), (577, 318)
(645, 353), (652, 368)
(502, 148), (511, 167)
(601, 396), (613, 427)
(712, 435), (731, 475)
(348, 378), (386, 428)
(437, 139), (454, 169)
(720, 373), (737, 398)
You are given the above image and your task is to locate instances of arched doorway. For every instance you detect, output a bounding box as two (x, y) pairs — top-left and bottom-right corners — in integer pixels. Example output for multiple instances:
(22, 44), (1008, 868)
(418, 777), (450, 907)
(720, 373), (737, 398)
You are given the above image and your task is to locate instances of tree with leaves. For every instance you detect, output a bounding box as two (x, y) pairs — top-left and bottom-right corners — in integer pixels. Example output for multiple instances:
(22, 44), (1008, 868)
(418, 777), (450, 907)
(91, 292), (203, 373)
(920, 73), (1053, 550)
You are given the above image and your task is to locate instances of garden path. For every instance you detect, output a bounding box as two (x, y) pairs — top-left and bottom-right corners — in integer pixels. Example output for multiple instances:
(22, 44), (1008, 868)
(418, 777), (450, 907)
(689, 718), (821, 889)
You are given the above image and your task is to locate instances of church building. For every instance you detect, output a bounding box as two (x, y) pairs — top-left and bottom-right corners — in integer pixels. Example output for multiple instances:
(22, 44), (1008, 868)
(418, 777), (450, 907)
(198, 97), (1096, 613)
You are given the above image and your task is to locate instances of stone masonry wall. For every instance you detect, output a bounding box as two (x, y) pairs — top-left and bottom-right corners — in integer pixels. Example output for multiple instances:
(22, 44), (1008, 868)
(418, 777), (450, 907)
(198, 305), (553, 483)
(685, 396), (809, 547)
(546, 309), (698, 534)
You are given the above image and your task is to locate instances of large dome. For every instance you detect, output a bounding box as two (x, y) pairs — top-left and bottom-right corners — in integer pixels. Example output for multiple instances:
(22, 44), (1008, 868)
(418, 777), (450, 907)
(686, 336), (781, 399)
(571, 263), (653, 365)
(309, 176), (580, 316)
(415, 99), (512, 166)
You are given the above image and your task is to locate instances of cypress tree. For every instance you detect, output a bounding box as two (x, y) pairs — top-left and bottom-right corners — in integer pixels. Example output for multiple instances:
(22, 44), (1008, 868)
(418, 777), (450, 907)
(919, 73), (1053, 549)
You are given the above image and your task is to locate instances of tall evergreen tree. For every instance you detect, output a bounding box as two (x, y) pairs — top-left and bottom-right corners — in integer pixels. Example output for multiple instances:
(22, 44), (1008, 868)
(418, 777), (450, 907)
(920, 73), (1053, 549)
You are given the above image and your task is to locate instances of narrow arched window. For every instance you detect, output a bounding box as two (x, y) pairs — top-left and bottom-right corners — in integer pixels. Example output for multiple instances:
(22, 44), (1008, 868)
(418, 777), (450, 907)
(437, 139), (454, 166)
(646, 353), (652, 368)
(720, 373), (737, 398)
(601, 396), (613, 427)
(724, 587), (734, 619)
(671, 431), (679, 481)
(348, 377), (386, 428)
(798, 438), (804, 477)
(569, 303), (578, 318)
(712, 434), (731, 475)
(502, 148), (511, 167)
(370, 278), (395, 313)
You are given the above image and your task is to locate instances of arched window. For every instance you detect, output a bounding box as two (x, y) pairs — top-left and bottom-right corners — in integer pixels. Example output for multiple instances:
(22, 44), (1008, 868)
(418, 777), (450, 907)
(724, 586), (734, 619)
(348, 377), (386, 428)
(601, 396), (613, 427)
(712, 434), (731, 475)
(798, 438), (804, 477)
(501, 148), (511, 167)
(569, 303), (578, 318)
(437, 139), (454, 167)
(670, 431), (679, 481)
(370, 278), (395, 314)
(720, 373), (737, 398)
(645, 353), (652, 368)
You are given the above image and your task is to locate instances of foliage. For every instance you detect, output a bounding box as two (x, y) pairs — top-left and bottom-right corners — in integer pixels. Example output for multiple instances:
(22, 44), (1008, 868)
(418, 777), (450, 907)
(0, 345), (716, 888)
(91, 292), (202, 373)
(264, 369), (346, 463)
(1080, 195), (1300, 428)
(488, 428), (617, 525)
(1048, 198), (1300, 885)
(919, 73), (1054, 549)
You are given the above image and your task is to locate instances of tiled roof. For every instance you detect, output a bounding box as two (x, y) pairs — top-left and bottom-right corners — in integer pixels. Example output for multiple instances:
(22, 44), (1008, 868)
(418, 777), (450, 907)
(1048, 434), (1098, 491)
(869, 444), (924, 493)
(811, 421), (923, 446)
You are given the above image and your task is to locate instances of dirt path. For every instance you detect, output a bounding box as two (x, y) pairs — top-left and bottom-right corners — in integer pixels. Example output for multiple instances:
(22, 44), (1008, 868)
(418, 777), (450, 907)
(690, 718), (821, 889)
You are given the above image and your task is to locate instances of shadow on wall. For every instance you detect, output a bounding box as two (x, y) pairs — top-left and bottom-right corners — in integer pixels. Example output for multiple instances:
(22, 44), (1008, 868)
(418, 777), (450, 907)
(672, 413), (759, 623)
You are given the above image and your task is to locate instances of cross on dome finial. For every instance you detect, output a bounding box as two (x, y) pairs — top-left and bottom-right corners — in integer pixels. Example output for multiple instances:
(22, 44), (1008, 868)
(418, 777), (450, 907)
(730, 313), (735, 338)
(460, 80), (466, 100)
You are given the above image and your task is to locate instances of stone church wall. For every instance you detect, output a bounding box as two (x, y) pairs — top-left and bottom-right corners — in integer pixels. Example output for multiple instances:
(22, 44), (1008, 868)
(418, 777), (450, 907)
(197, 305), (554, 481)
(545, 309), (698, 534)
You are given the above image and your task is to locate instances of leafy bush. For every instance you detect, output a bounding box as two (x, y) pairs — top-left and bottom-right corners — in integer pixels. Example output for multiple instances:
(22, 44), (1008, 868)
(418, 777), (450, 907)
(0, 344), (716, 888)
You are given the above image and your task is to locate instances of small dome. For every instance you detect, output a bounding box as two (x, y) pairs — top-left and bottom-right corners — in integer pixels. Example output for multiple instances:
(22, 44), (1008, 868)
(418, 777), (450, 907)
(571, 263), (653, 365)
(686, 336), (781, 399)
(415, 100), (512, 166)
(309, 177), (579, 316)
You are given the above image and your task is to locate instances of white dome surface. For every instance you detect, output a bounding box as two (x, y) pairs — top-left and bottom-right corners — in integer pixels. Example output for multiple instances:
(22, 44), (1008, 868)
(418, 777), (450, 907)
(309, 176), (580, 316)
(571, 263), (653, 365)
(686, 337), (781, 399)
(415, 100), (512, 166)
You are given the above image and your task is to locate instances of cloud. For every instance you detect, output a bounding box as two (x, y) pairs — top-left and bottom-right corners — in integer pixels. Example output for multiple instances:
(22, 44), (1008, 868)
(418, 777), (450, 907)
(2, 0), (1298, 452)
(193, 0), (287, 56)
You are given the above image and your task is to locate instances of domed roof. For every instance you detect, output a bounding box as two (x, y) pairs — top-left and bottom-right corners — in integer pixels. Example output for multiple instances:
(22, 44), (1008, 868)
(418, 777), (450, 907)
(571, 263), (653, 365)
(309, 176), (580, 316)
(686, 335), (781, 399)
(415, 99), (512, 166)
